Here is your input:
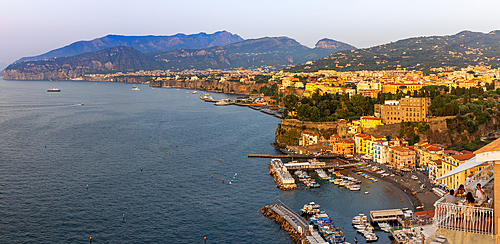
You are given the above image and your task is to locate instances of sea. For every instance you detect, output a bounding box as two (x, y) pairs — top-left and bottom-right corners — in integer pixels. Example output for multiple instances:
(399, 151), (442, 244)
(0, 79), (411, 244)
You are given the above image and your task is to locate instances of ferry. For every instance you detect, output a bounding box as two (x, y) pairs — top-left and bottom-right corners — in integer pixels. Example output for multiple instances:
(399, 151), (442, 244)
(47, 88), (60, 92)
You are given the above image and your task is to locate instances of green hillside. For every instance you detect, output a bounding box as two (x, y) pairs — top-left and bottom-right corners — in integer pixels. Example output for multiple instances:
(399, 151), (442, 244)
(286, 30), (500, 73)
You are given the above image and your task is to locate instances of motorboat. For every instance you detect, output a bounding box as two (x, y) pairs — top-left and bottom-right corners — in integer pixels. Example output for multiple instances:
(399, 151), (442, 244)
(300, 202), (321, 216)
(215, 99), (231, 106)
(47, 88), (60, 92)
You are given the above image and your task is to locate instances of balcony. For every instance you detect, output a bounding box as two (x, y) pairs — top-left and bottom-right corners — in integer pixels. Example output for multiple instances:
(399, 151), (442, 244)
(433, 163), (495, 236)
(434, 199), (493, 235)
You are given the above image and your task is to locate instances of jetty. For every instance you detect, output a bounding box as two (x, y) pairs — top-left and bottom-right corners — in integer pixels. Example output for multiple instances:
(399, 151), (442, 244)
(269, 159), (297, 190)
(261, 200), (327, 244)
(248, 154), (341, 159)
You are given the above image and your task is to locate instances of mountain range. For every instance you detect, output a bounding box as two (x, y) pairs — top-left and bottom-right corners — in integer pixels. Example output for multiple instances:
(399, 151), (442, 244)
(286, 30), (500, 72)
(4, 31), (355, 80)
(16, 31), (244, 63)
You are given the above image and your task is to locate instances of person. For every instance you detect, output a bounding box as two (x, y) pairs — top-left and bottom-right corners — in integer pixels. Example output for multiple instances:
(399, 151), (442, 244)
(475, 183), (485, 202)
(465, 192), (475, 221)
(466, 192), (475, 205)
(454, 184), (465, 198)
(444, 189), (457, 204)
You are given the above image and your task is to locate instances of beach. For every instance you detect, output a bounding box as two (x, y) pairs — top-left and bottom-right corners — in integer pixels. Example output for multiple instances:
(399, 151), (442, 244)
(345, 166), (440, 212)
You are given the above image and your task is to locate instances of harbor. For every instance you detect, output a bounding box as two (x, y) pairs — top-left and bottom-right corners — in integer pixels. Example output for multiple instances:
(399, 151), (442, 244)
(262, 156), (444, 243)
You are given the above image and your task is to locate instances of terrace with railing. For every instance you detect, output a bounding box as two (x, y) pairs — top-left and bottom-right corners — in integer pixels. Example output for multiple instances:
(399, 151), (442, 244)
(433, 162), (494, 236)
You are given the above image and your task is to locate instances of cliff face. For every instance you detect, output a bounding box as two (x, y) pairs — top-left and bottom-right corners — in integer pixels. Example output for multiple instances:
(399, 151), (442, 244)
(4, 46), (161, 81)
(274, 119), (338, 148)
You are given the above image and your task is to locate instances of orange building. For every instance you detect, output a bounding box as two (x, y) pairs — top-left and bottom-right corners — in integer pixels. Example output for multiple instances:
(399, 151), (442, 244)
(389, 146), (416, 169)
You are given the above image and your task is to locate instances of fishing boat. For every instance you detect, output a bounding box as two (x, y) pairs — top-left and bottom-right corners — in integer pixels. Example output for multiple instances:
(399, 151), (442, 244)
(332, 179), (342, 185)
(47, 88), (60, 92)
(310, 211), (345, 243)
(307, 180), (320, 188)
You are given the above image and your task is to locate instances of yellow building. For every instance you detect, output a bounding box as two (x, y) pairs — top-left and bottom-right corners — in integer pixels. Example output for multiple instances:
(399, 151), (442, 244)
(360, 116), (383, 129)
(382, 83), (423, 95)
(332, 140), (355, 155)
(441, 153), (487, 190)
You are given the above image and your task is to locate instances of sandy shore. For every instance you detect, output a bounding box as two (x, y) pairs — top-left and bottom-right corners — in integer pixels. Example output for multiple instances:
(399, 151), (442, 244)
(345, 168), (440, 212)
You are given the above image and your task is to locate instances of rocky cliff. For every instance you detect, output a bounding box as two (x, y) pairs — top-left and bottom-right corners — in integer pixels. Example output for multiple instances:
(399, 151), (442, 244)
(4, 46), (162, 80)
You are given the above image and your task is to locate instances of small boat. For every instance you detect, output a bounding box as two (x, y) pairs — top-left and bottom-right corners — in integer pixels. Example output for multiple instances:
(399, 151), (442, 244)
(81, 103), (84, 105)
(193, 91), (197, 94)
(215, 99), (231, 106)
(47, 88), (60, 92)
(185, 91), (190, 94)
(300, 202), (321, 216)
(365, 191), (370, 194)
(132, 86), (140, 91)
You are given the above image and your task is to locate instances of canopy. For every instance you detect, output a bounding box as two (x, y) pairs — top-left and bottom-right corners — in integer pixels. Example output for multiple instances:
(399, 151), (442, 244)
(437, 156), (486, 180)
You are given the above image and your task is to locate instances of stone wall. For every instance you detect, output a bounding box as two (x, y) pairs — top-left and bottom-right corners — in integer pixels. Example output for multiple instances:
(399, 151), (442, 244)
(362, 123), (401, 137)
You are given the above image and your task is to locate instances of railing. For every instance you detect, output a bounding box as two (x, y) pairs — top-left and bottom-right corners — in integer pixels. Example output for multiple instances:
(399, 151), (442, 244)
(434, 198), (494, 236)
(462, 162), (494, 192)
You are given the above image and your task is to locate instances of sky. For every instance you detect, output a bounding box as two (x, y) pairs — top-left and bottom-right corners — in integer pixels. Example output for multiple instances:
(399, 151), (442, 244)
(2, 0), (500, 65)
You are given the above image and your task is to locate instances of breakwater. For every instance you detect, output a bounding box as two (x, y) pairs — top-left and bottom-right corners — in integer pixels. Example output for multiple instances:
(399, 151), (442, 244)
(261, 204), (326, 244)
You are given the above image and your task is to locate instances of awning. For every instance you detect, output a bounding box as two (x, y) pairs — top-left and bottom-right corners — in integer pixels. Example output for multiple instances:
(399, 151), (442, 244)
(437, 156), (487, 180)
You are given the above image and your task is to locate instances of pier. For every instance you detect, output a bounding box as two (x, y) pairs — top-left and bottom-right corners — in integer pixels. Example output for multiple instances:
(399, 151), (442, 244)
(248, 154), (341, 159)
(261, 199), (327, 244)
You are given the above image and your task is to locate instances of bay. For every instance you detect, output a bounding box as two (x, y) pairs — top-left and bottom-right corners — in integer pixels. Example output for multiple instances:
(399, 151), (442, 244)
(0, 79), (409, 243)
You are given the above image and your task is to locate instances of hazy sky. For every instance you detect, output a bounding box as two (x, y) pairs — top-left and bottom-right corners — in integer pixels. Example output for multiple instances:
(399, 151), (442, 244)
(2, 0), (500, 64)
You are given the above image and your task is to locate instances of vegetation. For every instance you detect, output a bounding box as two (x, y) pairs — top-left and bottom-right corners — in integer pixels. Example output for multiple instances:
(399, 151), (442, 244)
(398, 122), (429, 145)
(287, 30), (500, 73)
(283, 92), (377, 122)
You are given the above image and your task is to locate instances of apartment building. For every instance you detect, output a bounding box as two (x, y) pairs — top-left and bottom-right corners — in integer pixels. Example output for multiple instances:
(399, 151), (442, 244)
(379, 97), (431, 124)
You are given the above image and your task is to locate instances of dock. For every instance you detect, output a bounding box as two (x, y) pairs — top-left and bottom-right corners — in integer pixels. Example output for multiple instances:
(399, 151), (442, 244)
(248, 154), (340, 159)
(261, 200), (327, 244)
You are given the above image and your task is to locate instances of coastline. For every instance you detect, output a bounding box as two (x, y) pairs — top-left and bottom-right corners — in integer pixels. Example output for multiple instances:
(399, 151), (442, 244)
(352, 168), (439, 212)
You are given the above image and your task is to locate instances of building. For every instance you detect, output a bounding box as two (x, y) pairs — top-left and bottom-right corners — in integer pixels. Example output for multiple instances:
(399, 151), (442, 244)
(382, 83), (423, 94)
(414, 142), (444, 171)
(354, 133), (370, 155)
(373, 141), (389, 164)
(389, 146), (416, 169)
(360, 116), (383, 129)
(379, 97), (431, 124)
(332, 140), (355, 155)
(299, 133), (318, 146)
(329, 134), (341, 144)
(440, 153), (483, 190)
(428, 159), (443, 184)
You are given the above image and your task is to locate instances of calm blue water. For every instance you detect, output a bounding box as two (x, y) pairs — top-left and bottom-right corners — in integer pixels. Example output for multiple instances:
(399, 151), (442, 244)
(0, 79), (410, 244)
